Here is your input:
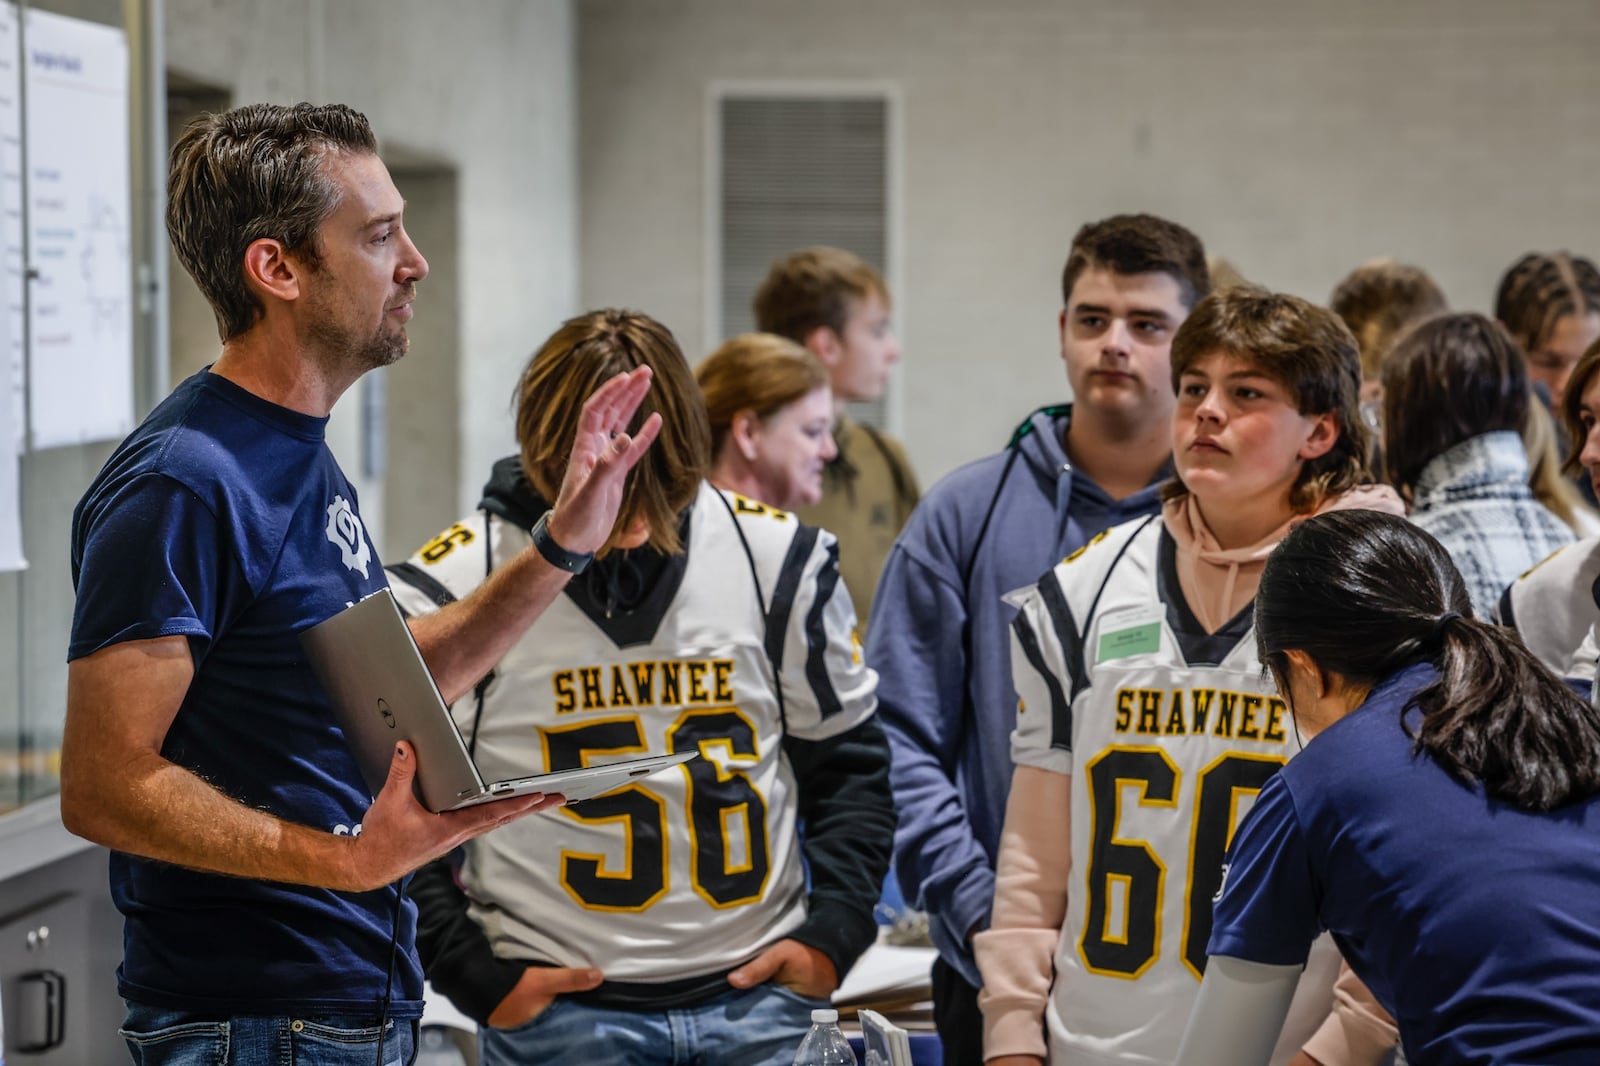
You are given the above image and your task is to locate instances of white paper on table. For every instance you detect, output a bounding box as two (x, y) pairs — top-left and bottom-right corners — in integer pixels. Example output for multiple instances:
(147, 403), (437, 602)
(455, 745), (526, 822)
(832, 942), (938, 1006)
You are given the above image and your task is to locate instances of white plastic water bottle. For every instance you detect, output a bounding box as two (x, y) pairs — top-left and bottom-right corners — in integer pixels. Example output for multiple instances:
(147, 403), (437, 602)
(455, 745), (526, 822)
(792, 1007), (855, 1065)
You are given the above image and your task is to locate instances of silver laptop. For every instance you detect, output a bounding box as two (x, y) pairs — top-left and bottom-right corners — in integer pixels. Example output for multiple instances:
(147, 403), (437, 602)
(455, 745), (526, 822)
(301, 587), (695, 812)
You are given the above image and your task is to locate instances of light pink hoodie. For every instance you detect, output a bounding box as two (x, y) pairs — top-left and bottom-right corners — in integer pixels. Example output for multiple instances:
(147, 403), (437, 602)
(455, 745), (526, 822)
(1165, 483), (1406, 631)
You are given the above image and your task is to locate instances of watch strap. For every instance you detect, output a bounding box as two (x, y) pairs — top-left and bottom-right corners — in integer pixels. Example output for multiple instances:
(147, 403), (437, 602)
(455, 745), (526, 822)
(531, 510), (594, 574)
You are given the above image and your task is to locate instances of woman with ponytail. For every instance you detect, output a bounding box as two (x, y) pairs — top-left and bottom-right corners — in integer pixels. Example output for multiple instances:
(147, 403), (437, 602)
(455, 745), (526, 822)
(1176, 509), (1600, 1066)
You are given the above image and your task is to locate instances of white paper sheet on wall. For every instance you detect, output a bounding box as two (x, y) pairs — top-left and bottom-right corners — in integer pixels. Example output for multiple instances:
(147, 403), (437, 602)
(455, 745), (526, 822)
(0, 2), (22, 571)
(22, 6), (130, 451)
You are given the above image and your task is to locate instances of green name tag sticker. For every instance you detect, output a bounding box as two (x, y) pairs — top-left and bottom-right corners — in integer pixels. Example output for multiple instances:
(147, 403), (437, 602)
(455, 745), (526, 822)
(1097, 621), (1162, 662)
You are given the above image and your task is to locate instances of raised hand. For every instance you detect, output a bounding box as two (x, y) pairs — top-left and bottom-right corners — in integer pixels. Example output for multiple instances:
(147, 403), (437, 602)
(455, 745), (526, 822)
(546, 366), (663, 555)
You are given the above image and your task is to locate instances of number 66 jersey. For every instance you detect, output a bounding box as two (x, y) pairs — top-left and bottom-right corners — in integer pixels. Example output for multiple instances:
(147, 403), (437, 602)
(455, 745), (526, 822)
(390, 474), (886, 1004)
(1007, 515), (1338, 1065)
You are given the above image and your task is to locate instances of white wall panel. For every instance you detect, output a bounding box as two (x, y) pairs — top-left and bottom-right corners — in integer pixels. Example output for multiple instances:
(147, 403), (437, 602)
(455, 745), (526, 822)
(579, 0), (1600, 484)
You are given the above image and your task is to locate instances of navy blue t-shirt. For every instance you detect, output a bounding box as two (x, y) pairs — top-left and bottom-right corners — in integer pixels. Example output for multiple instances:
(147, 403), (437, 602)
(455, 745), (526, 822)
(70, 369), (422, 1018)
(1210, 662), (1600, 1063)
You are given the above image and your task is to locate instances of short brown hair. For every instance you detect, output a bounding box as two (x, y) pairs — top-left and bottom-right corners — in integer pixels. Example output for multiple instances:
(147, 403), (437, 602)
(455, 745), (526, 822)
(515, 310), (711, 555)
(1167, 287), (1370, 510)
(1328, 258), (1448, 382)
(1380, 313), (1527, 500)
(752, 246), (889, 342)
(167, 103), (378, 342)
(696, 333), (830, 457)
(1062, 214), (1210, 311)
(1496, 251), (1600, 358)
(1560, 335), (1600, 476)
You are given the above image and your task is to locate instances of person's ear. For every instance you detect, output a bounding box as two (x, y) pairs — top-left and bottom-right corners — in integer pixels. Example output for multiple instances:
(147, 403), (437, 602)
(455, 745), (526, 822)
(241, 237), (304, 305)
(730, 409), (762, 463)
(803, 325), (844, 368)
(1283, 648), (1333, 698)
(1298, 411), (1340, 461)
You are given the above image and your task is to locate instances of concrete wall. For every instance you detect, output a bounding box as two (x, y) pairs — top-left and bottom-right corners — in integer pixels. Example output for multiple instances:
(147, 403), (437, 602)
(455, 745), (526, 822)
(578, 0), (1600, 485)
(166, 0), (579, 541)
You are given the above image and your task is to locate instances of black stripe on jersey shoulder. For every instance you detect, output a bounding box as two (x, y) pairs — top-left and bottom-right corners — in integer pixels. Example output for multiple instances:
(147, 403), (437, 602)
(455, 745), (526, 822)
(765, 523), (819, 673)
(386, 561), (459, 613)
(1036, 569), (1087, 705)
(805, 537), (846, 719)
(1013, 606), (1072, 751)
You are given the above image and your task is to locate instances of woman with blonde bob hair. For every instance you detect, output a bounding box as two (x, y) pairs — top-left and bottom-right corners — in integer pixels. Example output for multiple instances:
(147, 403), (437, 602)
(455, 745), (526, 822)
(697, 332), (837, 511)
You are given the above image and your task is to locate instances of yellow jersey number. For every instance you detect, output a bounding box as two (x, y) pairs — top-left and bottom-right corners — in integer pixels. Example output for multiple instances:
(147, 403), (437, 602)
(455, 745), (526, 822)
(419, 522), (475, 563)
(541, 708), (770, 912)
(1079, 746), (1284, 979)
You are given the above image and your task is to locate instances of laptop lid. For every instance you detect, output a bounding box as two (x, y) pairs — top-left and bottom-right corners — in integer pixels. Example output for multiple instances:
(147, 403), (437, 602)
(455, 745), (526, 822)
(301, 588), (695, 812)
(302, 588), (492, 812)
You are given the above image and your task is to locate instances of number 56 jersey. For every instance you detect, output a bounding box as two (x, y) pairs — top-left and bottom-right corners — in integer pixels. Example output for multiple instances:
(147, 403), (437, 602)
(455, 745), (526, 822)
(389, 481), (878, 982)
(1008, 515), (1338, 1065)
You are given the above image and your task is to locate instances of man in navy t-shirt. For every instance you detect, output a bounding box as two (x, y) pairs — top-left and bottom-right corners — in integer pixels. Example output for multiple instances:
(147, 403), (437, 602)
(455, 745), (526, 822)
(65, 102), (661, 1065)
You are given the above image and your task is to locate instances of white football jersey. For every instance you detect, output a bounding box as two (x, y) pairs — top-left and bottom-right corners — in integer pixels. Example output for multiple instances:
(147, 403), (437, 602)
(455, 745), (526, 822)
(1009, 515), (1337, 1066)
(390, 482), (876, 980)
(1498, 535), (1600, 696)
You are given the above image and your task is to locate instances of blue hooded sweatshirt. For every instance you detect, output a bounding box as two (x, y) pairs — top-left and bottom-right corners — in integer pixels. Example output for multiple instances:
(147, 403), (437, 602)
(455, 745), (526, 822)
(866, 407), (1167, 985)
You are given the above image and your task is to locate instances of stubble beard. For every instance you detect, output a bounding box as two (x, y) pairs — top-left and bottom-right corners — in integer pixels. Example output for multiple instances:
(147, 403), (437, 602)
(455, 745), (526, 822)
(306, 312), (408, 378)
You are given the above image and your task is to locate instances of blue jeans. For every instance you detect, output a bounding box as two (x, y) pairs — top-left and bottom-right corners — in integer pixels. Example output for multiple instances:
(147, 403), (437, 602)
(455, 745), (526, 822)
(479, 983), (825, 1066)
(119, 1003), (418, 1066)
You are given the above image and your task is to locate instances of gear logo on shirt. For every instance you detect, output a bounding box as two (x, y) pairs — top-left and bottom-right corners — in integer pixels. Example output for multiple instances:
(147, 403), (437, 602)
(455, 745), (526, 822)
(325, 495), (372, 577)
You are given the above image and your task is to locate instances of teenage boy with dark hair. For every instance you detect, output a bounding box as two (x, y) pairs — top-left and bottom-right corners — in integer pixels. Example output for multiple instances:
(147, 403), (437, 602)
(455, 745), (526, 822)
(870, 214), (1209, 1065)
(754, 246), (916, 632)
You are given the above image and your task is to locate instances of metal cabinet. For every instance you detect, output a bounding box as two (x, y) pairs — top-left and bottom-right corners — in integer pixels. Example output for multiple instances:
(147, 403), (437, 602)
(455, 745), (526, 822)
(0, 893), (87, 1063)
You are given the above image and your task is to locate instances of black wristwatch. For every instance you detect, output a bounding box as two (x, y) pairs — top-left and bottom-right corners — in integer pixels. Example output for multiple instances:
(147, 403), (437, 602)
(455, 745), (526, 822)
(531, 510), (594, 574)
